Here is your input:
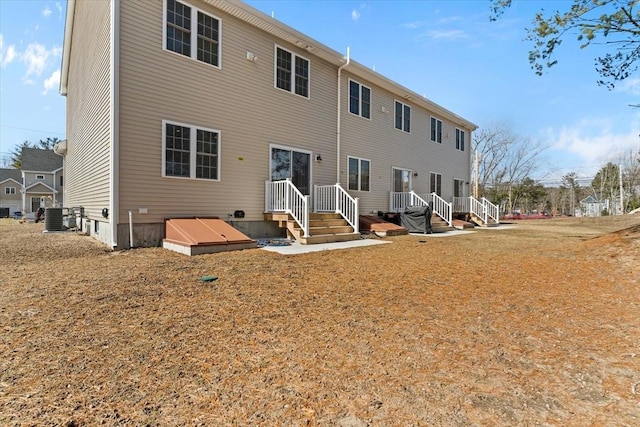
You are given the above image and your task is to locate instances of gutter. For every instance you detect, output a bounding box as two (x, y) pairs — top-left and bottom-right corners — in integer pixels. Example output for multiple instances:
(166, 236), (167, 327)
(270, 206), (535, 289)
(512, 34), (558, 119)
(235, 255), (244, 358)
(59, 0), (76, 96)
(110, 0), (120, 248)
(336, 47), (350, 184)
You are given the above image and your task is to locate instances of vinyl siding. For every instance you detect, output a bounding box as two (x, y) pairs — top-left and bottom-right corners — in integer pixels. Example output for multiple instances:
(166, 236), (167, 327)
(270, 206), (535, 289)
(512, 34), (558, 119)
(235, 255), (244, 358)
(340, 71), (472, 213)
(64, 0), (112, 220)
(0, 181), (22, 209)
(117, 0), (337, 223)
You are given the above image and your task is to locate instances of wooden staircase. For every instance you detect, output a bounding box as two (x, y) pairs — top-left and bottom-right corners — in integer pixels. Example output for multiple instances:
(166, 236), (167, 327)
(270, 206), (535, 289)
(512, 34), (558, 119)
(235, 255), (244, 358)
(265, 212), (361, 244)
(431, 214), (454, 233)
(470, 213), (499, 227)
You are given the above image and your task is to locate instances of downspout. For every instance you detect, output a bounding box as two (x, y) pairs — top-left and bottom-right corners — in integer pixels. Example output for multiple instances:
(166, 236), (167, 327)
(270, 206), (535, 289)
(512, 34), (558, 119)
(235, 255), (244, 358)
(110, 0), (120, 248)
(336, 47), (350, 184)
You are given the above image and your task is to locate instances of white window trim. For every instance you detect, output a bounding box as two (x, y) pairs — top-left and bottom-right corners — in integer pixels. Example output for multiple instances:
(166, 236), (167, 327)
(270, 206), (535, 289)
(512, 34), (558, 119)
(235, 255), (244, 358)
(430, 116), (443, 143)
(348, 79), (372, 120)
(36, 174), (45, 180)
(394, 100), (411, 133)
(347, 156), (371, 192)
(455, 128), (466, 151)
(4, 187), (16, 195)
(273, 44), (311, 99)
(162, 0), (222, 69)
(162, 119), (221, 181)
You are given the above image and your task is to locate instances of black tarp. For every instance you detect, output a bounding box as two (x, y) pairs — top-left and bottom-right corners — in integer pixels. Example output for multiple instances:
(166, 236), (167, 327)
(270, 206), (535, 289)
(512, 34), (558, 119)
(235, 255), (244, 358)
(400, 205), (432, 234)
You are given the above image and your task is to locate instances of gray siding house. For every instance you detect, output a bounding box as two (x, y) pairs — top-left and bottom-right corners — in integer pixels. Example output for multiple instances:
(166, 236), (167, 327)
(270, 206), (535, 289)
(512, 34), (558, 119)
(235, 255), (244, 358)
(60, 0), (478, 249)
(0, 169), (23, 216)
(20, 148), (64, 214)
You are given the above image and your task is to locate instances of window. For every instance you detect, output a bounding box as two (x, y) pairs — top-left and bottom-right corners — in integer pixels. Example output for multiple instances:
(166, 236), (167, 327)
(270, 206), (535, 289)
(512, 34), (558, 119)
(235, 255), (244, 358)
(163, 121), (220, 180)
(275, 46), (309, 98)
(456, 128), (465, 151)
(348, 156), (370, 191)
(60, 176), (63, 186)
(430, 172), (442, 196)
(4, 187), (16, 195)
(349, 80), (371, 119)
(454, 179), (465, 197)
(430, 117), (442, 143)
(36, 175), (45, 180)
(165, 0), (220, 67)
(394, 101), (410, 132)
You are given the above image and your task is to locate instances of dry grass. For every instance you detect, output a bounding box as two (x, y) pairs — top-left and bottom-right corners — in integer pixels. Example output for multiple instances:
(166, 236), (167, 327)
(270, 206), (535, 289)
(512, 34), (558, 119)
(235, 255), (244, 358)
(1, 215), (639, 426)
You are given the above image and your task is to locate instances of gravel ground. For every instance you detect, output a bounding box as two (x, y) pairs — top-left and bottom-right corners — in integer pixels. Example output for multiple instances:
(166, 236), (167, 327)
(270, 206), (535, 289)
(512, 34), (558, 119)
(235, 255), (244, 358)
(1, 215), (639, 426)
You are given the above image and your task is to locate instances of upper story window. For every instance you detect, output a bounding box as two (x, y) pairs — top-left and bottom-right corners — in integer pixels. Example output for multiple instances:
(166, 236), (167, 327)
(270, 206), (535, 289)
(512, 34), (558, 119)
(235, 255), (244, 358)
(349, 80), (371, 119)
(348, 156), (370, 192)
(4, 187), (16, 195)
(36, 175), (45, 180)
(456, 128), (466, 151)
(163, 121), (220, 180)
(394, 101), (410, 133)
(430, 117), (442, 143)
(165, 0), (220, 67)
(275, 46), (309, 98)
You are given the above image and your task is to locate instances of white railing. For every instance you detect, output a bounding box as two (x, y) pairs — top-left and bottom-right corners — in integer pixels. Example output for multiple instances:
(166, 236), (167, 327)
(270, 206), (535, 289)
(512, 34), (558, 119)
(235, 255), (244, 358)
(265, 179), (310, 237)
(389, 191), (430, 213)
(454, 196), (496, 225)
(314, 183), (359, 233)
(482, 197), (500, 224)
(429, 193), (452, 227)
(452, 196), (470, 213)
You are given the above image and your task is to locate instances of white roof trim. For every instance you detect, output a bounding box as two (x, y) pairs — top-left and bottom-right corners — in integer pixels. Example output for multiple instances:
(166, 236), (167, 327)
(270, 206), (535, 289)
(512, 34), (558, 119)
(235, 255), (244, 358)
(24, 181), (58, 193)
(60, 0), (76, 96)
(0, 178), (23, 186)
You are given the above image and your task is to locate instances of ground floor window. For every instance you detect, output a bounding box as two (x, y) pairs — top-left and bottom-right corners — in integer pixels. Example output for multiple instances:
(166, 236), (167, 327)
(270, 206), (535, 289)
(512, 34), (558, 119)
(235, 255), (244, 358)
(430, 172), (442, 196)
(163, 120), (220, 180)
(348, 156), (370, 191)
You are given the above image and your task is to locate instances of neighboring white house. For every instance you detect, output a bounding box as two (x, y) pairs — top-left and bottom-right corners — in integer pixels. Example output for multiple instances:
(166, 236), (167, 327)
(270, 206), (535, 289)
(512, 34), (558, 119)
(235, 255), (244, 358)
(60, 0), (477, 249)
(579, 195), (610, 217)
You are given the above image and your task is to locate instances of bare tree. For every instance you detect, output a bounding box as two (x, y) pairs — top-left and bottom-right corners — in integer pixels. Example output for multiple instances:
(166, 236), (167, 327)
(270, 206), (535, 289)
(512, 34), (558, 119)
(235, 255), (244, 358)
(472, 123), (547, 212)
(611, 147), (640, 211)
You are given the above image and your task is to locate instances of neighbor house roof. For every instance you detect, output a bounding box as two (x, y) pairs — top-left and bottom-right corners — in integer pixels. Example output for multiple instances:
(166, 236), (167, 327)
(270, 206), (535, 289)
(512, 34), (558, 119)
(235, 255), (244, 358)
(0, 168), (23, 184)
(21, 148), (63, 172)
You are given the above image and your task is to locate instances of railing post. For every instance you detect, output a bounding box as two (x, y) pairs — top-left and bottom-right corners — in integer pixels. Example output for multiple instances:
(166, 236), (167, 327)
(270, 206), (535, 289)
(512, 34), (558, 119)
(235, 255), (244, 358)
(302, 195), (310, 237)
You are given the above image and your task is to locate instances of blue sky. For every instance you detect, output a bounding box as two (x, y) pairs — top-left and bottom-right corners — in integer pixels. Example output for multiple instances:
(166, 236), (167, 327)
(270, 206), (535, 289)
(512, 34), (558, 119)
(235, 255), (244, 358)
(1, 0), (639, 182)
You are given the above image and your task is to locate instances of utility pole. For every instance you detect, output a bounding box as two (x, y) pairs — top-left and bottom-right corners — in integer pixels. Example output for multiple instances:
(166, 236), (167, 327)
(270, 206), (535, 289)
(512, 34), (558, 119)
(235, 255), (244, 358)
(474, 150), (479, 199)
(619, 163), (624, 214)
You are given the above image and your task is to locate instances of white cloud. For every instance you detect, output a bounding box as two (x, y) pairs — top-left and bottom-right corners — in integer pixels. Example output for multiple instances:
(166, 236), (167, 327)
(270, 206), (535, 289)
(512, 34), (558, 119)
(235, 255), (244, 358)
(21, 42), (62, 78)
(0, 34), (17, 67)
(42, 69), (60, 94)
(42, 6), (52, 18)
(55, 2), (63, 20)
(616, 78), (640, 96)
(351, 9), (360, 21)
(423, 29), (468, 41)
(542, 118), (640, 177)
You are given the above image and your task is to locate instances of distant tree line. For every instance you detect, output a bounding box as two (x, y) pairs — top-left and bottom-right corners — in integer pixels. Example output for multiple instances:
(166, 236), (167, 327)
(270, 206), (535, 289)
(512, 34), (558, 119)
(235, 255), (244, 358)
(472, 124), (640, 215)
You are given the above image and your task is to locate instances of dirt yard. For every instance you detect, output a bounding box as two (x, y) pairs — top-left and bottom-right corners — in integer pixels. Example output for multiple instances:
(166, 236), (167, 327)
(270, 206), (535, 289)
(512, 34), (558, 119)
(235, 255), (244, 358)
(1, 215), (639, 426)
